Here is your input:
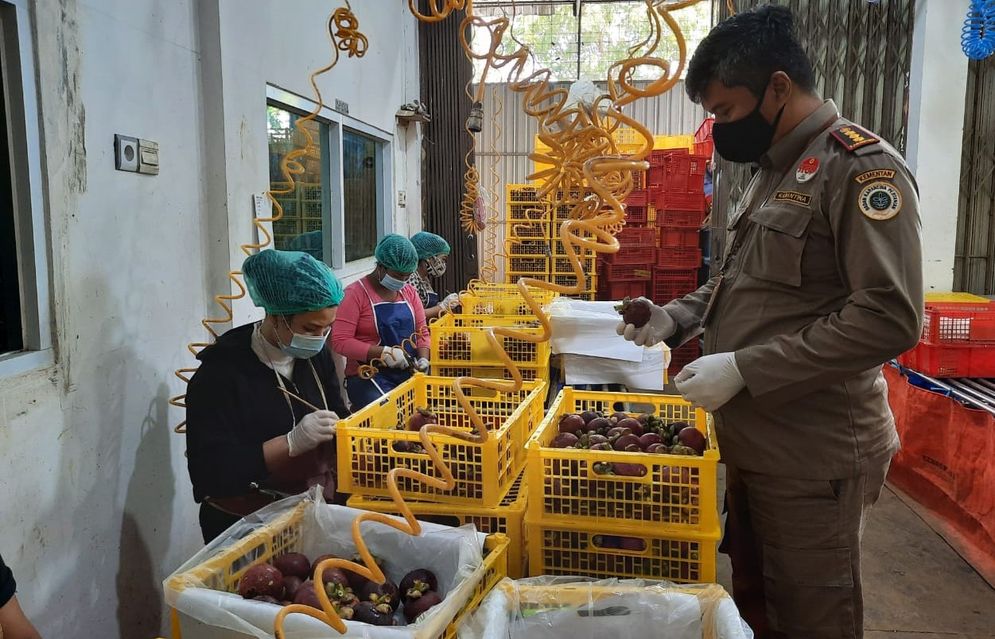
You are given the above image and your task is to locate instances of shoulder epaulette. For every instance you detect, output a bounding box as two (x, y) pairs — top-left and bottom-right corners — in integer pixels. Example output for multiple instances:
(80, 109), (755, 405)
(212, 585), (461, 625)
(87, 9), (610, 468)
(830, 124), (880, 153)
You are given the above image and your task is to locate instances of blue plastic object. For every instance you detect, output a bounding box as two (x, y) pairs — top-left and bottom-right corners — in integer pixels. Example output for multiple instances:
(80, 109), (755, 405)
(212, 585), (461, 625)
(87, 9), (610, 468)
(962, 0), (995, 61)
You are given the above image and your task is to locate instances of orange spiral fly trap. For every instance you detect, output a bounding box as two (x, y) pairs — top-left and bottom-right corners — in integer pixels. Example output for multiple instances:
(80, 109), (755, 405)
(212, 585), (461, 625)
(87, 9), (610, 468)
(166, 1), (704, 636)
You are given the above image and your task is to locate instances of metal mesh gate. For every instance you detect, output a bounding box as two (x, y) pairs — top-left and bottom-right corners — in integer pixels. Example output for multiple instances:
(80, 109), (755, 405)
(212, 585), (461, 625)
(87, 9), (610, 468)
(954, 56), (995, 294)
(709, 0), (915, 268)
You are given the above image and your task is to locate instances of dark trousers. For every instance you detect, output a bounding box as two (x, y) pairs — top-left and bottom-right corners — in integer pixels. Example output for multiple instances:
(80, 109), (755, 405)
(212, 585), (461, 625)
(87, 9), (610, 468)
(721, 458), (891, 639)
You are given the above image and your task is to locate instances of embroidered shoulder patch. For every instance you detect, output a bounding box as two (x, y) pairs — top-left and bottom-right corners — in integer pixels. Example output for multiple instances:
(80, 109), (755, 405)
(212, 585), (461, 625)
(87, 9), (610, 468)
(858, 181), (902, 221)
(831, 125), (880, 152)
(773, 191), (812, 207)
(854, 168), (896, 184)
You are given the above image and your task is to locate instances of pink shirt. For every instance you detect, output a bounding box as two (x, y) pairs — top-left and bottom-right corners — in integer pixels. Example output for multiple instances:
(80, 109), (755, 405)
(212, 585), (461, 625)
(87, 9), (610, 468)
(331, 278), (429, 376)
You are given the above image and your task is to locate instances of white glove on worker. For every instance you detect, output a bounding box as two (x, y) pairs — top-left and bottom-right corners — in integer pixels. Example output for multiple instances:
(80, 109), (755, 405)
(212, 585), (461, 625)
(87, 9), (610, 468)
(287, 409), (339, 457)
(615, 298), (677, 347)
(439, 293), (461, 311)
(381, 346), (410, 369)
(674, 352), (746, 412)
(414, 357), (430, 373)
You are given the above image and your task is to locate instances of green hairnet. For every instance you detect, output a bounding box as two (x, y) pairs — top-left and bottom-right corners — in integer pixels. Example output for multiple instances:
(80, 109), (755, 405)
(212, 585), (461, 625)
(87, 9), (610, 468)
(410, 231), (451, 261)
(374, 234), (419, 273)
(242, 249), (344, 315)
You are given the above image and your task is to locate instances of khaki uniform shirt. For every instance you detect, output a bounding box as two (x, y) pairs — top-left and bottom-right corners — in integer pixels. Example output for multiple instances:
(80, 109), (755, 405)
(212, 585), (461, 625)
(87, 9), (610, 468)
(665, 100), (923, 479)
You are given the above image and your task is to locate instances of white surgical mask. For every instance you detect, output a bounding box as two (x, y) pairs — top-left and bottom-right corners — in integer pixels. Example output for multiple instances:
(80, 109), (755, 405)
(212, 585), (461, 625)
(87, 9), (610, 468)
(380, 272), (407, 292)
(277, 317), (329, 359)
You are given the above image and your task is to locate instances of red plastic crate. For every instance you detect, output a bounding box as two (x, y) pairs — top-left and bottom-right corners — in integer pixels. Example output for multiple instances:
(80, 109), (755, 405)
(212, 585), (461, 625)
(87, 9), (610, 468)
(921, 303), (995, 344)
(597, 280), (649, 301)
(657, 247), (702, 270)
(598, 261), (653, 281)
(649, 148), (688, 167)
(647, 155), (707, 192)
(656, 209), (705, 229)
(602, 245), (656, 266)
(617, 226), (658, 247)
(898, 342), (995, 378)
(652, 190), (707, 213)
(624, 205), (648, 225)
(670, 341), (700, 375)
(652, 269), (698, 302)
(659, 227), (700, 248)
(693, 118), (714, 159)
(625, 190), (649, 207)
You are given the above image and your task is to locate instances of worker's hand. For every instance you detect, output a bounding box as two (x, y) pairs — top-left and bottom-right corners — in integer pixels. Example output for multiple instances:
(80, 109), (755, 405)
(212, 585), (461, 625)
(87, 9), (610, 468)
(615, 298), (676, 347)
(414, 357), (430, 373)
(287, 409), (339, 457)
(381, 346), (410, 369)
(439, 293), (460, 311)
(674, 352), (746, 412)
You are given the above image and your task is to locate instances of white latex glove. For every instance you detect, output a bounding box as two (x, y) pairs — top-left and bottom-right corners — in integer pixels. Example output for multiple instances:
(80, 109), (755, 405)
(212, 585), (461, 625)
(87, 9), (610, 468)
(440, 293), (460, 311)
(414, 357), (430, 372)
(381, 347), (410, 369)
(614, 298), (677, 347)
(286, 409), (339, 457)
(674, 352), (746, 412)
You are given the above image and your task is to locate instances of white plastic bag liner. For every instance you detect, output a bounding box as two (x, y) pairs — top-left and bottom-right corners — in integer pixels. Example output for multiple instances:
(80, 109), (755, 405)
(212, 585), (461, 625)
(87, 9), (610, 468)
(547, 298), (644, 361)
(165, 487), (485, 639)
(458, 577), (753, 639)
(562, 343), (671, 391)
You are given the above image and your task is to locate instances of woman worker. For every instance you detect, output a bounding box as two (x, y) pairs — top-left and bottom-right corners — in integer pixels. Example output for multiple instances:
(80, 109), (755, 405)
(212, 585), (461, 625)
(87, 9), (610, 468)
(185, 249), (351, 543)
(408, 231), (460, 320)
(331, 234), (429, 409)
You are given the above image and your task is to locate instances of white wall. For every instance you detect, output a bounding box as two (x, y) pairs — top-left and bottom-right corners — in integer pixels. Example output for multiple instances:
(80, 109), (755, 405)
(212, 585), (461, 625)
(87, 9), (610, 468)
(0, 1), (419, 636)
(906, 0), (970, 292)
(213, 0), (423, 324)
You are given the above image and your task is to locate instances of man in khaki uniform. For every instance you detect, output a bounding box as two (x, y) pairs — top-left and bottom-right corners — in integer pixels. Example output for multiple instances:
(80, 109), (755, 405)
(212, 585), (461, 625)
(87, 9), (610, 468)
(617, 7), (922, 639)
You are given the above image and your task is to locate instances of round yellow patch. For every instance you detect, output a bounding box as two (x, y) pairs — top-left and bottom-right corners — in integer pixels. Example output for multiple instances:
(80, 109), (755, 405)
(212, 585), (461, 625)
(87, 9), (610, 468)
(858, 181), (902, 221)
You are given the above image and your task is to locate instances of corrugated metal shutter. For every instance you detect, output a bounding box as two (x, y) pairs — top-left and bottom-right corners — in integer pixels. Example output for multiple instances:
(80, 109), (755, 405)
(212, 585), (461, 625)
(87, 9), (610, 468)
(710, 0), (915, 272)
(418, 3), (479, 294)
(955, 56), (995, 293)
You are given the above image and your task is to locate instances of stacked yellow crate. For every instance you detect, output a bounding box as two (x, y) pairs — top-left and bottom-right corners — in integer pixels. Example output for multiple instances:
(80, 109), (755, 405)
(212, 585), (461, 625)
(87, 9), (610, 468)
(524, 388), (722, 584)
(504, 183), (598, 299)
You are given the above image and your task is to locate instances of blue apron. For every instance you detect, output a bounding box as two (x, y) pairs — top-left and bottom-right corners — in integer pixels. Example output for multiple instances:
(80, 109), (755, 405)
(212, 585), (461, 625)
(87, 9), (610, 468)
(426, 290), (440, 308)
(346, 280), (417, 409)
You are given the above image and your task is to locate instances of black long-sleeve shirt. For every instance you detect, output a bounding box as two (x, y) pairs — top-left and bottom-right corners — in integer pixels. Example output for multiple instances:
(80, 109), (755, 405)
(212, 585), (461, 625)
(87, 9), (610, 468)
(185, 323), (350, 502)
(0, 553), (15, 608)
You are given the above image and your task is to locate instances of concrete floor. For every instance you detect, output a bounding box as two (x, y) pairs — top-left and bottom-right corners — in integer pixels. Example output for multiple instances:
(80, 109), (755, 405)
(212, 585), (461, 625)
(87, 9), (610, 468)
(714, 481), (995, 638)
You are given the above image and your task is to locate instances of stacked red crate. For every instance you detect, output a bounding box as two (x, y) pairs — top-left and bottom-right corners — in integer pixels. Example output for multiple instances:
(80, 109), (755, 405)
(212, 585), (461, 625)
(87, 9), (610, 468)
(597, 210), (657, 301)
(648, 149), (707, 309)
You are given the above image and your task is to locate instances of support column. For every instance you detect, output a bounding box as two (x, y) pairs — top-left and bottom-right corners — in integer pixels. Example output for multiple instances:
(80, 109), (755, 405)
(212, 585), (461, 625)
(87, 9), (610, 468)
(905, 0), (971, 292)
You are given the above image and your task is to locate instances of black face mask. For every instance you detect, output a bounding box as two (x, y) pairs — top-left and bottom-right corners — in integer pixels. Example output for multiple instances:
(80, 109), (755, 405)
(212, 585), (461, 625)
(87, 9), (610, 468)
(712, 92), (785, 164)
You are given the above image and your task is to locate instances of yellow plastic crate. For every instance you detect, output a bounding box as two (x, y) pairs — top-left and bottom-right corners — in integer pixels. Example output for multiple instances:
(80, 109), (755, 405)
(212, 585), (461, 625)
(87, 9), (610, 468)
(506, 183), (541, 203)
(433, 364), (549, 384)
(348, 473), (528, 578)
(526, 517), (718, 583)
(505, 218), (551, 241)
(337, 375), (546, 508)
(925, 292), (990, 304)
(459, 285), (558, 318)
(552, 273), (596, 298)
(505, 238), (551, 260)
(431, 314), (551, 370)
(505, 256), (549, 275)
(485, 579), (740, 637)
(653, 134), (696, 151)
(166, 500), (509, 639)
(443, 534), (508, 638)
(526, 388), (719, 534)
(506, 201), (550, 224)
